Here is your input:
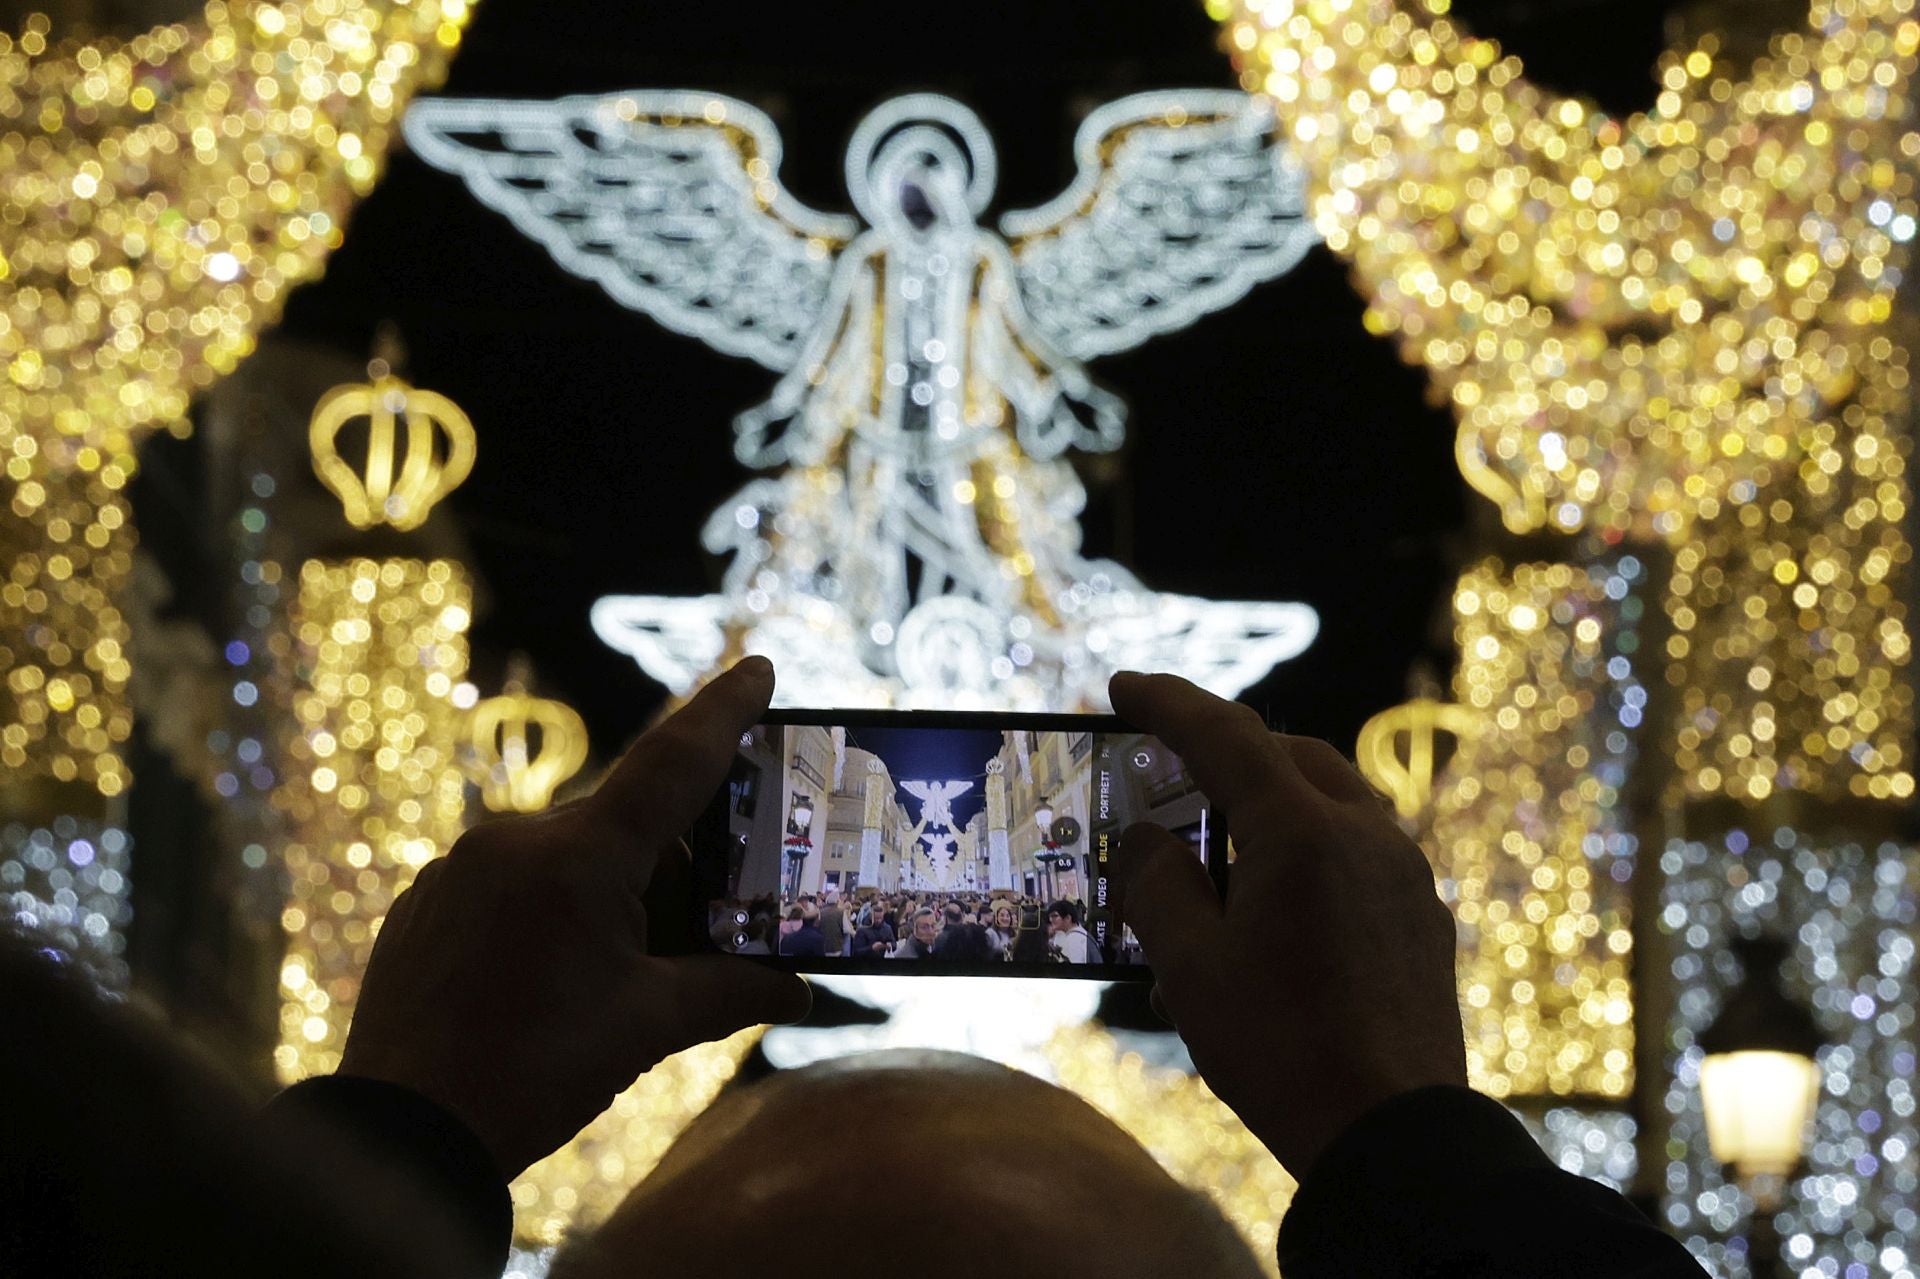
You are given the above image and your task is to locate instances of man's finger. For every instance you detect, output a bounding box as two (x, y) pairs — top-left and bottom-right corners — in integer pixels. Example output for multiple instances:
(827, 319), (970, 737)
(1281, 736), (1380, 806)
(590, 657), (775, 853)
(650, 957), (813, 1050)
(635, 839), (696, 955)
(1113, 821), (1222, 984)
(1109, 671), (1317, 819)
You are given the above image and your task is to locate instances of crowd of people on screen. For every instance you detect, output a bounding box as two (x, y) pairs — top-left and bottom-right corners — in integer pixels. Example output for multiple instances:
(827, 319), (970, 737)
(718, 890), (1103, 964)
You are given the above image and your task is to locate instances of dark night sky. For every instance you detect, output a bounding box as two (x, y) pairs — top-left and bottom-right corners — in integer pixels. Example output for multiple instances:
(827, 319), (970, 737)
(230, 0), (1691, 762)
(844, 726), (1005, 832)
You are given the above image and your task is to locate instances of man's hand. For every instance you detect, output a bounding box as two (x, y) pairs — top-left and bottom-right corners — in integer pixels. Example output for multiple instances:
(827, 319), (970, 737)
(339, 657), (811, 1179)
(1109, 671), (1467, 1177)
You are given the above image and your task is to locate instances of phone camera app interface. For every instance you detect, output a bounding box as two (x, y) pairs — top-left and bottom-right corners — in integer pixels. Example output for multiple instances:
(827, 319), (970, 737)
(702, 722), (1211, 970)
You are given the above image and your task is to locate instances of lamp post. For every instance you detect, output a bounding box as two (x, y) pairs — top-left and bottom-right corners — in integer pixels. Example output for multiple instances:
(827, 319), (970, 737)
(782, 794), (815, 901)
(1696, 935), (1824, 1279)
(1032, 797), (1068, 898)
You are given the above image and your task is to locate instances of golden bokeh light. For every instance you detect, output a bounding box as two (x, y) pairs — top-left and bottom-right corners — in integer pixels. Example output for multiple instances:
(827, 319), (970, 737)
(2, 0), (471, 469)
(1667, 419), (1912, 802)
(509, 1030), (763, 1248)
(1211, 0), (1915, 543)
(1356, 697), (1481, 819)
(274, 556), (471, 1080)
(1, 465), (132, 792)
(1429, 559), (1643, 1099)
(470, 684), (589, 814)
(1048, 1023), (1296, 1275)
(1217, 0), (1915, 1117)
(0, 0), (472, 797)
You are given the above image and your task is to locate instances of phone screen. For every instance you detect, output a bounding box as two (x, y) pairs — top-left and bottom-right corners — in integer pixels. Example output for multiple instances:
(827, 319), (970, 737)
(687, 710), (1222, 980)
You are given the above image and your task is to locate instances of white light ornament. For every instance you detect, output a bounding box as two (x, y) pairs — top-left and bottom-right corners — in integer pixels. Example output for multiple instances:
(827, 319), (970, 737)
(920, 830), (959, 889)
(762, 974), (1107, 1081)
(901, 778), (974, 889)
(406, 89), (1320, 709)
(899, 778), (973, 830)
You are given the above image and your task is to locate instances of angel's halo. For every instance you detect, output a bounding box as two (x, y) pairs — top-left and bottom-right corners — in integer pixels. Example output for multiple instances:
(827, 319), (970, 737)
(844, 92), (998, 225)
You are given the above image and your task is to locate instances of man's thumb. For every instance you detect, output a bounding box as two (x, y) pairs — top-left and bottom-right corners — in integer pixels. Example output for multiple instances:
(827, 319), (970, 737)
(1113, 822), (1222, 978)
(651, 958), (813, 1053)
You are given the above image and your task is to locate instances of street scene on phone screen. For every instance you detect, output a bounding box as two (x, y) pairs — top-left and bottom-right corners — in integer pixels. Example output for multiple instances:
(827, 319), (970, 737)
(704, 724), (1215, 968)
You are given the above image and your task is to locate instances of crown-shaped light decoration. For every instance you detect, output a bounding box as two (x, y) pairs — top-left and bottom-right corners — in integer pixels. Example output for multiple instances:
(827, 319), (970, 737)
(1356, 699), (1481, 821)
(310, 361), (477, 532)
(470, 675), (591, 814)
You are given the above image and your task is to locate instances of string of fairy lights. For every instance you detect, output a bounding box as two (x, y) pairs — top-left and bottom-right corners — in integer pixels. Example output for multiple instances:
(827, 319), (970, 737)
(1666, 422), (1914, 804)
(0, 0), (468, 468)
(1218, 0), (1917, 795)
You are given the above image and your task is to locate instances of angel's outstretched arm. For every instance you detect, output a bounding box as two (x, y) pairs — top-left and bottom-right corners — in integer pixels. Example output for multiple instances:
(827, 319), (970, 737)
(734, 238), (887, 469)
(974, 243), (1128, 462)
(992, 90), (1311, 462)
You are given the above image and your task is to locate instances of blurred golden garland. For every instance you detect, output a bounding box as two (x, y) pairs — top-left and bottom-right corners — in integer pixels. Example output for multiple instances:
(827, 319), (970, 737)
(1209, 0), (1913, 545)
(0, 0), (473, 796)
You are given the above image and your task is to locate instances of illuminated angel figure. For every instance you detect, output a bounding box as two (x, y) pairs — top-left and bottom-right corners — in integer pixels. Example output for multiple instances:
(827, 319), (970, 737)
(918, 831), (960, 888)
(406, 89), (1320, 708)
(900, 778), (974, 831)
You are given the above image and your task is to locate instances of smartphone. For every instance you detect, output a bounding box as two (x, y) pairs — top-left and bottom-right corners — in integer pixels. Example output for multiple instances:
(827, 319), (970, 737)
(687, 708), (1225, 980)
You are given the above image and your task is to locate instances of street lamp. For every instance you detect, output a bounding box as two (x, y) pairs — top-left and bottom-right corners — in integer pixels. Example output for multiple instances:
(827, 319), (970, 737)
(1032, 796), (1069, 898)
(782, 794), (816, 900)
(1697, 935), (1824, 1279)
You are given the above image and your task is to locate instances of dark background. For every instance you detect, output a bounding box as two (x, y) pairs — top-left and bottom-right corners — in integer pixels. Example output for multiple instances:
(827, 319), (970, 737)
(226, 0), (1688, 760)
(846, 727), (1005, 832)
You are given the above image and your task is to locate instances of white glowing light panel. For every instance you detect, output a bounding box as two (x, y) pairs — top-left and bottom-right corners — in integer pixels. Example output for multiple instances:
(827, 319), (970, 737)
(407, 89), (1319, 708)
(761, 975), (1107, 1080)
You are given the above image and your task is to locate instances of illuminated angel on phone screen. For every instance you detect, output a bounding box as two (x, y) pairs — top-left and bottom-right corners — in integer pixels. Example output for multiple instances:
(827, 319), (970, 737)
(406, 88), (1321, 708)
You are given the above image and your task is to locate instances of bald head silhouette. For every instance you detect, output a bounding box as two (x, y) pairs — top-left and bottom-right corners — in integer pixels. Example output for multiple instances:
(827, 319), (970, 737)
(551, 1049), (1263, 1279)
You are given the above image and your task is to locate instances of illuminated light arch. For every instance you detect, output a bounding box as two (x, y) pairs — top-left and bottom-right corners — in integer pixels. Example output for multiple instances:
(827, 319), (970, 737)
(1210, 0), (1914, 543)
(0, 0), (475, 798)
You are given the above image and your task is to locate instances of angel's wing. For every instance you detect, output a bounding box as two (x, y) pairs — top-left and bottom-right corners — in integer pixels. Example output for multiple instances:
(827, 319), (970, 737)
(593, 591), (891, 706)
(900, 780), (937, 803)
(589, 595), (731, 696)
(1096, 594), (1320, 701)
(405, 91), (858, 371)
(999, 91), (1315, 362)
